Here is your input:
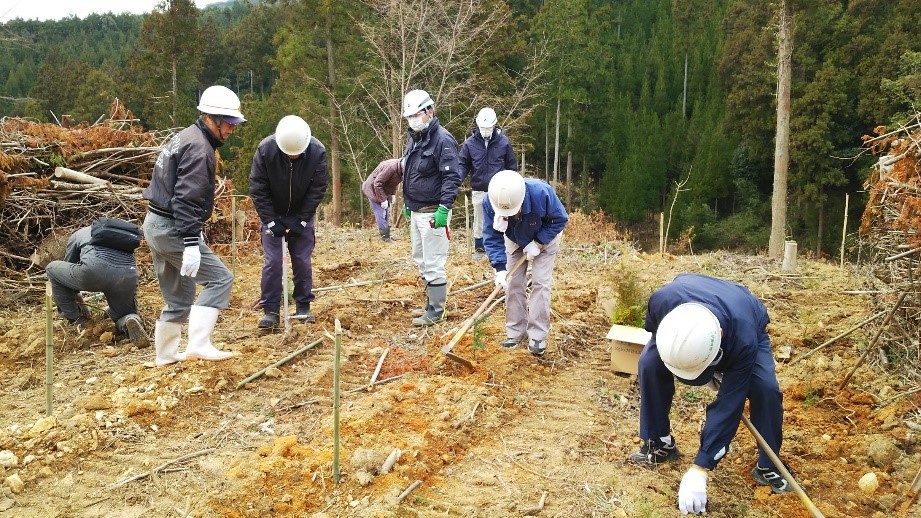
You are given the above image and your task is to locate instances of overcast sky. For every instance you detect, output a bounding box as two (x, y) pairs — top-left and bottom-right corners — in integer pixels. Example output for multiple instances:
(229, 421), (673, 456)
(1, 0), (227, 22)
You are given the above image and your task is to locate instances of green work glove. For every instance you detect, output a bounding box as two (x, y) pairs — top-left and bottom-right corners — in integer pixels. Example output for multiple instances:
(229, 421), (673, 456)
(403, 206), (411, 220)
(433, 205), (449, 228)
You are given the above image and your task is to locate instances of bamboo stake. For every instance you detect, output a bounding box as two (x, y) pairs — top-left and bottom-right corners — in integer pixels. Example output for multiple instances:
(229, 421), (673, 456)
(282, 235), (291, 334)
(231, 195), (237, 278)
(839, 292), (908, 390)
(368, 348), (389, 388)
(333, 319), (342, 485)
(236, 337), (325, 389)
(791, 311), (885, 364)
(45, 281), (53, 416)
(465, 193), (472, 257)
(397, 480), (422, 503)
(522, 491), (548, 516)
(840, 193), (849, 268)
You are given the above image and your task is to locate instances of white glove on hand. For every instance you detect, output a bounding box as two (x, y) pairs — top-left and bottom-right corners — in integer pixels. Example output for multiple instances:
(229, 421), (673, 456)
(494, 270), (508, 290)
(678, 467), (709, 515)
(703, 372), (724, 393)
(523, 241), (541, 261)
(380, 199), (389, 210)
(492, 216), (508, 232)
(180, 246), (201, 277)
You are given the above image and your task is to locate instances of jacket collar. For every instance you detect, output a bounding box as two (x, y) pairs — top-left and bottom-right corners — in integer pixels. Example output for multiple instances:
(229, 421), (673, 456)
(409, 116), (441, 144)
(195, 118), (224, 149)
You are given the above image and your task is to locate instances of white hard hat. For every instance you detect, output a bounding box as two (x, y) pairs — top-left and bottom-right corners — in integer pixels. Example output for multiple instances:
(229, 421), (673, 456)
(476, 107), (497, 128)
(488, 170), (526, 217)
(197, 85), (245, 123)
(275, 115), (312, 155)
(656, 303), (722, 380)
(402, 89), (434, 117)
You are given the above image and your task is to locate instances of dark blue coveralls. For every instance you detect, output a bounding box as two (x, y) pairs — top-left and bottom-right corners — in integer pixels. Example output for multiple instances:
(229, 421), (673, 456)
(638, 273), (784, 470)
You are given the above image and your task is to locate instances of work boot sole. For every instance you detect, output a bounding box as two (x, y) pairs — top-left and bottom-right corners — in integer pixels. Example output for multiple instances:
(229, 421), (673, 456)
(125, 317), (150, 348)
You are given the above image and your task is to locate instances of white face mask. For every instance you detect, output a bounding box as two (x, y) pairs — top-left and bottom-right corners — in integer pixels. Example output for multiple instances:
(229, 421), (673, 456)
(407, 113), (428, 132)
(479, 126), (493, 139)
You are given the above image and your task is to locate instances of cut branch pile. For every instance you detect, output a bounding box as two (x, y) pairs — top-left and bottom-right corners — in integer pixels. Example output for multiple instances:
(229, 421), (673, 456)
(859, 113), (921, 381)
(0, 100), (255, 291)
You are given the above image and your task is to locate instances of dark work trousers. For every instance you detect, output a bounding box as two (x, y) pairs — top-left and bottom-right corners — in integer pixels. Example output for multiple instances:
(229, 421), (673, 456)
(46, 249), (139, 331)
(637, 333), (783, 470)
(368, 199), (389, 231)
(259, 220), (316, 312)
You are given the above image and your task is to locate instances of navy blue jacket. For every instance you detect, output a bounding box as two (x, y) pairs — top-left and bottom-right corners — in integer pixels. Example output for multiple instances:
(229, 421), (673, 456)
(458, 127), (517, 191)
(644, 273), (771, 469)
(249, 135), (329, 225)
(401, 117), (461, 210)
(482, 178), (568, 272)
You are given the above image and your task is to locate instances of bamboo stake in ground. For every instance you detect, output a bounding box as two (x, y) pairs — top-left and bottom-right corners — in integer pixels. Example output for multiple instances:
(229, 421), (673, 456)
(236, 337), (325, 389)
(839, 292), (908, 390)
(333, 319), (342, 485)
(397, 480), (422, 504)
(368, 348), (389, 388)
(45, 281), (53, 416)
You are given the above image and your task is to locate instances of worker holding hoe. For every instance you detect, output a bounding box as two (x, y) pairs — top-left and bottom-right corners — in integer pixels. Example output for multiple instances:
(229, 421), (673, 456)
(482, 170), (568, 357)
(250, 115), (328, 329)
(628, 273), (800, 515)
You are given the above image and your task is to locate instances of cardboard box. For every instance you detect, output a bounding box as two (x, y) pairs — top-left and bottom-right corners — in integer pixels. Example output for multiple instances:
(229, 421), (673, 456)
(607, 324), (652, 375)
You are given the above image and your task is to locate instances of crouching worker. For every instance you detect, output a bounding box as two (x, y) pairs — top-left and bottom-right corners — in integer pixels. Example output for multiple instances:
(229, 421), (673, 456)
(143, 85), (241, 366)
(482, 170), (568, 357)
(45, 218), (148, 346)
(629, 273), (799, 515)
(249, 115), (328, 329)
(361, 158), (403, 243)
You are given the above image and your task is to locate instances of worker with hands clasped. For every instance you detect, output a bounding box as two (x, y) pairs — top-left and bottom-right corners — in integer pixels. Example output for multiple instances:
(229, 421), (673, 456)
(143, 85), (241, 366)
(482, 170), (568, 357)
(629, 273), (797, 515)
(457, 107), (517, 260)
(45, 218), (148, 346)
(400, 89), (461, 326)
(250, 115), (329, 329)
(361, 158), (403, 243)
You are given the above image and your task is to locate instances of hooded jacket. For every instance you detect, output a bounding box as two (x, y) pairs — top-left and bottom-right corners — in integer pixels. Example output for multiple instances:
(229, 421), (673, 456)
(458, 126), (518, 191)
(401, 117), (461, 211)
(249, 134), (329, 225)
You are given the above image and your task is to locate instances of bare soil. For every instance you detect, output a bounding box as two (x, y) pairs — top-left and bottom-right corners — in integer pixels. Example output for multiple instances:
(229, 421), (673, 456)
(0, 214), (918, 518)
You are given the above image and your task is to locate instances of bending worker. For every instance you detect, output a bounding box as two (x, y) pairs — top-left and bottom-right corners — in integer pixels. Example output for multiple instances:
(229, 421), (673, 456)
(250, 115), (328, 329)
(628, 273), (798, 515)
(361, 158), (403, 243)
(482, 170), (568, 357)
(143, 85), (241, 366)
(45, 218), (148, 346)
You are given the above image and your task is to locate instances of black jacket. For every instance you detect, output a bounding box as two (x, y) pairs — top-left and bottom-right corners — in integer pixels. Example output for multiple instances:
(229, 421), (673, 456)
(401, 117), (461, 210)
(249, 135), (329, 225)
(458, 127), (517, 191)
(143, 119), (221, 240)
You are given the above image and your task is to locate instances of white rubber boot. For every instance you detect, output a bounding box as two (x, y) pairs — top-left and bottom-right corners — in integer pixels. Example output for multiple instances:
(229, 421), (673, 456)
(154, 320), (185, 367)
(184, 305), (235, 361)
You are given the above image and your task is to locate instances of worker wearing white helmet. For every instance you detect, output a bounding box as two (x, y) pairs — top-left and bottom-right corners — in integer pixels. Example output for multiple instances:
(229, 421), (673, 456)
(143, 85), (244, 367)
(629, 273), (799, 515)
(458, 107), (518, 260)
(399, 89), (461, 327)
(249, 115), (329, 329)
(482, 170), (568, 357)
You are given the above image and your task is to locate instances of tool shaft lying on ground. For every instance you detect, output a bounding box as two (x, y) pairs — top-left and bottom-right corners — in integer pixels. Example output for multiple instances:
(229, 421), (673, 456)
(441, 255), (528, 357)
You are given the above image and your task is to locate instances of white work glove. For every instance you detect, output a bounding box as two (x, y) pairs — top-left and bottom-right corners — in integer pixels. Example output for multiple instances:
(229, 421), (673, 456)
(492, 216), (508, 232)
(678, 466), (709, 515)
(494, 270), (508, 290)
(523, 240), (541, 261)
(703, 372), (724, 393)
(180, 246), (201, 277)
(380, 199), (389, 210)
